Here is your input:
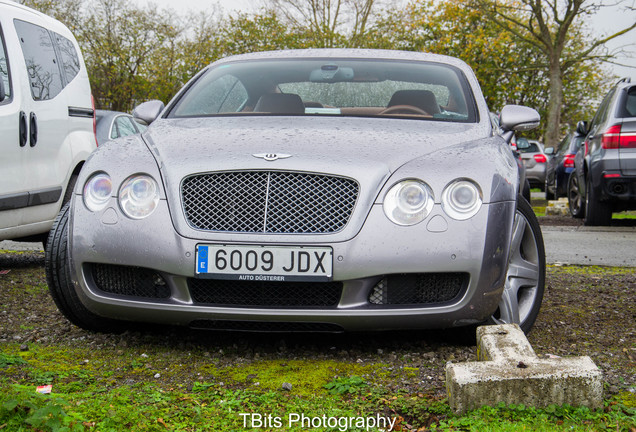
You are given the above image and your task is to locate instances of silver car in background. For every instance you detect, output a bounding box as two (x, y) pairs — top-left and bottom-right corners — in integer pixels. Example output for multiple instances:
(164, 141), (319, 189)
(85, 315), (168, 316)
(46, 49), (545, 334)
(517, 138), (547, 191)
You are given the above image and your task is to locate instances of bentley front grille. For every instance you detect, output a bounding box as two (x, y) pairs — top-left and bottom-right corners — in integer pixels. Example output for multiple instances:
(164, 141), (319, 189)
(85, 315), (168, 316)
(181, 171), (359, 233)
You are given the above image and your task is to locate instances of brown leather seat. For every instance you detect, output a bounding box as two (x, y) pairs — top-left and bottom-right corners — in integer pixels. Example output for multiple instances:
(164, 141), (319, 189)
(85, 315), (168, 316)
(387, 90), (440, 115)
(254, 93), (305, 114)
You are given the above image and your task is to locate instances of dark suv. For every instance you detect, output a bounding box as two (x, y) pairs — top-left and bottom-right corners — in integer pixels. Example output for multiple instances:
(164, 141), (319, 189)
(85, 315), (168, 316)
(545, 121), (586, 201)
(570, 78), (636, 225)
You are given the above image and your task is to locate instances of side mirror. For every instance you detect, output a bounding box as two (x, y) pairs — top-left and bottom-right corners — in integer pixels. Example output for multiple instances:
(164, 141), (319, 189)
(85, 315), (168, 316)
(500, 105), (540, 132)
(576, 120), (589, 136)
(133, 100), (165, 126)
(544, 147), (555, 156)
(0, 78), (5, 102)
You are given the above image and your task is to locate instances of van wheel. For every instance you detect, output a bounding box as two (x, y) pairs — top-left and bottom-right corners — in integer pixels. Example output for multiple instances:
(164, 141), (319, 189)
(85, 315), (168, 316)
(490, 196), (545, 334)
(45, 203), (123, 333)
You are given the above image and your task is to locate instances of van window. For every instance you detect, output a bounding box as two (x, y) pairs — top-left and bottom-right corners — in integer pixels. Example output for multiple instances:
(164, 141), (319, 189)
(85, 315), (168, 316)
(0, 26), (10, 101)
(14, 19), (63, 101)
(53, 32), (80, 84)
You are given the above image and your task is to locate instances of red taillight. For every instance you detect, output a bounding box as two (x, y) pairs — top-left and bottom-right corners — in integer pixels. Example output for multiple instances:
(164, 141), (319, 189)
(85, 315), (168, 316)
(91, 94), (97, 147)
(563, 153), (576, 168)
(602, 125), (621, 149)
(602, 124), (636, 149)
(604, 173), (621, 178)
(533, 154), (547, 163)
(621, 130), (636, 148)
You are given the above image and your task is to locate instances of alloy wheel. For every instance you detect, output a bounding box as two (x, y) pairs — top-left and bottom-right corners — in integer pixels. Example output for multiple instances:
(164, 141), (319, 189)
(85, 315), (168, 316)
(491, 199), (545, 333)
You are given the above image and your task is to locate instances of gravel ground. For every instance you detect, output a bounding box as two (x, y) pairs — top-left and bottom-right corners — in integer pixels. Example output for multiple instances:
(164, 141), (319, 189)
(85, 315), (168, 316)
(0, 215), (634, 398)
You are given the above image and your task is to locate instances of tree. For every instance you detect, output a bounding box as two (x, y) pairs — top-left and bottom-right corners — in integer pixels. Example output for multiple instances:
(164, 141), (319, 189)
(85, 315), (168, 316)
(265, 0), (381, 47)
(217, 11), (311, 55)
(368, 0), (615, 139)
(78, 0), (188, 110)
(469, 0), (636, 148)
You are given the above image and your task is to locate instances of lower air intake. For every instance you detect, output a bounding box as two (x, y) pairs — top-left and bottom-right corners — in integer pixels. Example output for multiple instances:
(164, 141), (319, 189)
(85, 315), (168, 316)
(90, 264), (170, 299)
(189, 320), (344, 333)
(188, 279), (343, 308)
(369, 273), (468, 306)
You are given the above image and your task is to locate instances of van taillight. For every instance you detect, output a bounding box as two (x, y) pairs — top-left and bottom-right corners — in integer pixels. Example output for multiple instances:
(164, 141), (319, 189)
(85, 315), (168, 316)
(91, 95), (97, 147)
(563, 154), (575, 168)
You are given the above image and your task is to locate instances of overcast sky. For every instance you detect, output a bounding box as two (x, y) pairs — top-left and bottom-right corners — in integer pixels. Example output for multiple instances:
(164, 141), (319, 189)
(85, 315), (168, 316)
(138, 0), (635, 79)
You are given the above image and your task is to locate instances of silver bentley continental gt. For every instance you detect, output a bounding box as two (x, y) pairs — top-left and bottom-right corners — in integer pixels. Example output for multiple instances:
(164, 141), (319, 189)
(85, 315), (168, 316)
(45, 49), (545, 334)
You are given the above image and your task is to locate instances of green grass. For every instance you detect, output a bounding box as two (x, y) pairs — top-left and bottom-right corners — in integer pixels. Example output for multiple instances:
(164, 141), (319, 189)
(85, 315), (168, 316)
(1, 344), (634, 431)
(533, 206), (546, 217)
(1, 264), (634, 431)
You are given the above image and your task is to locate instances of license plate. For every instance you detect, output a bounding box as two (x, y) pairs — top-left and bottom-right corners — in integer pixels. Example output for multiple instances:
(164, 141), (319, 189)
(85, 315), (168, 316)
(195, 244), (333, 282)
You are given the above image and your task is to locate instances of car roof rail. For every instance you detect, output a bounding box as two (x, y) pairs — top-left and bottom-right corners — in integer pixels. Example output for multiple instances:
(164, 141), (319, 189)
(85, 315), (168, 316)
(618, 77), (631, 84)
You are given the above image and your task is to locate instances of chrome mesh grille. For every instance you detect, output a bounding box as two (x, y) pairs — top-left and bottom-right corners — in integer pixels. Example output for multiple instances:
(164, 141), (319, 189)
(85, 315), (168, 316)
(182, 171), (359, 233)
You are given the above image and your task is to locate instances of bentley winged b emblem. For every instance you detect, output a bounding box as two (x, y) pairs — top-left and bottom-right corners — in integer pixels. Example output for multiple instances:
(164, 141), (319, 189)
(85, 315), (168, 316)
(252, 153), (292, 162)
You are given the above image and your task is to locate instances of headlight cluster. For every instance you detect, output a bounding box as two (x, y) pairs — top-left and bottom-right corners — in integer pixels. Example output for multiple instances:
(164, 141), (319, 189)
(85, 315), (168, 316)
(383, 180), (434, 225)
(83, 173), (160, 219)
(383, 178), (482, 226)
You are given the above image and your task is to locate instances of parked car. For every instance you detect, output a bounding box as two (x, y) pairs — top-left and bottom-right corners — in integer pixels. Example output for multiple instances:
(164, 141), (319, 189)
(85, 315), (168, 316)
(569, 78), (636, 225)
(46, 49), (545, 334)
(544, 122), (587, 201)
(491, 113), (531, 203)
(517, 138), (547, 191)
(95, 110), (146, 146)
(0, 0), (95, 246)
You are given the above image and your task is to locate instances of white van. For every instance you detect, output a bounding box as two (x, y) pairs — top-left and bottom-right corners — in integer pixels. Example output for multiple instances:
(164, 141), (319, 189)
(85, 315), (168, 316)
(0, 0), (95, 245)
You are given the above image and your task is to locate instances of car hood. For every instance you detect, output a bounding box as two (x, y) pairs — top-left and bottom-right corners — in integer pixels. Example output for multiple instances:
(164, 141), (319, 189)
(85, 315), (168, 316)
(143, 116), (488, 177)
(77, 115), (513, 243)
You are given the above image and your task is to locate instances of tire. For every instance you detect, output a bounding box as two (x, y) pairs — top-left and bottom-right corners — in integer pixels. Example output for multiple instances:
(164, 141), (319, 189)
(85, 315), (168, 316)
(522, 179), (531, 204)
(45, 203), (123, 333)
(584, 174), (612, 226)
(567, 172), (585, 218)
(41, 174), (78, 250)
(545, 178), (555, 201)
(490, 196), (545, 334)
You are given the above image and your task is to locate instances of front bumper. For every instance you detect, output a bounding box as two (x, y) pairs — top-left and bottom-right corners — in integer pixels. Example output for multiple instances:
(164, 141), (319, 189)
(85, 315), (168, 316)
(68, 198), (515, 331)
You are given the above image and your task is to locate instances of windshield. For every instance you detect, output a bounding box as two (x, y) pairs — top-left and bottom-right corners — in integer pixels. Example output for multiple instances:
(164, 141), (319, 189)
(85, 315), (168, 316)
(168, 58), (477, 122)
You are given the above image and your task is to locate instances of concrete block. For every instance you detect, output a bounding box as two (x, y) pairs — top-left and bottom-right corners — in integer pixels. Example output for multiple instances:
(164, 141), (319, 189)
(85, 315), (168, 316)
(446, 324), (603, 414)
(545, 198), (570, 216)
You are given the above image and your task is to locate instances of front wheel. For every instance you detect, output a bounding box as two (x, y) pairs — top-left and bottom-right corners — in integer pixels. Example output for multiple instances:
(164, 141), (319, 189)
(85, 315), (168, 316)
(490, 197), (545, 334)
(45, 203), (123, 333)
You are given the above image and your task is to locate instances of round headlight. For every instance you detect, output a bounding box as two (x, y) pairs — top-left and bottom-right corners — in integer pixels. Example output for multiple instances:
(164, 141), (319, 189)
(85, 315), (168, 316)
(442, 179), (482, 220)
(83, 173), (112, 212)
(119, 175), (160, 219)
(383, 179), (434, 226)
